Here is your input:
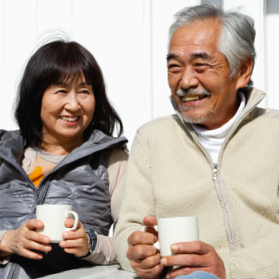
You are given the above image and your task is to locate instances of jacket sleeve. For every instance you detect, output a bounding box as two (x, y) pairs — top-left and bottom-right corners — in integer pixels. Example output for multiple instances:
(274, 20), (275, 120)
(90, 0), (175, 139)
(82, 148), (128, 265)
(0, 231), (10, 265)
(114, 131), (155, 272)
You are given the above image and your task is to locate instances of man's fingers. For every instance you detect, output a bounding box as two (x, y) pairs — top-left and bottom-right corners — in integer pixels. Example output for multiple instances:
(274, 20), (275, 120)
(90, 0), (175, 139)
(128, 231), (156, 246)
(128, 244), (159, 262)
(132, 261), (164, 279)
(170, 241), (211, 255)
(161, 253), (204, 267)
(143, 215), (157, 227)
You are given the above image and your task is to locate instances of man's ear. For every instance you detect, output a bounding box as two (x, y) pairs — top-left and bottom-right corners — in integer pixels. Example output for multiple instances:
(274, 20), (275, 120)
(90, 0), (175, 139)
(235, 56), (253, 89)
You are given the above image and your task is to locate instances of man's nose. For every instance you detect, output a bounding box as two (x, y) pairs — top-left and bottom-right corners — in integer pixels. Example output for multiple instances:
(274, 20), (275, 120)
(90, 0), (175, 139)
(64, 92), (81, 111)
(180, 67), (198, 89)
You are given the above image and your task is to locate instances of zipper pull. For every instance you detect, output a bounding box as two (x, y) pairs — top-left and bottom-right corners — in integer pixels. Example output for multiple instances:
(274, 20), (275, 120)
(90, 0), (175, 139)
(212, 164), (218, 181)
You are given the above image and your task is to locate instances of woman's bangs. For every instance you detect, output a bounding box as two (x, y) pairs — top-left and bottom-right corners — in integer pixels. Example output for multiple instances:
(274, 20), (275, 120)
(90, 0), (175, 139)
(54, 63), (88, 85)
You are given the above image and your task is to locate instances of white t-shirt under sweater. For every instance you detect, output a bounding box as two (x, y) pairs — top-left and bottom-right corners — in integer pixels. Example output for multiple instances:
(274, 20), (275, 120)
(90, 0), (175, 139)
(190, 92), (246, 164)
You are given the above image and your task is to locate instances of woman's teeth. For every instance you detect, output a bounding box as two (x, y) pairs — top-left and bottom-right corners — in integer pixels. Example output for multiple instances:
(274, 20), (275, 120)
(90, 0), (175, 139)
(60, 116), (79, 122)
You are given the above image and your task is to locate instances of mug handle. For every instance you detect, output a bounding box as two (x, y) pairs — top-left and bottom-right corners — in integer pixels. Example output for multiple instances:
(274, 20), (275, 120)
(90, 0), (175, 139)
(65, 211), (79, 231)
(142, 225), (160, 250)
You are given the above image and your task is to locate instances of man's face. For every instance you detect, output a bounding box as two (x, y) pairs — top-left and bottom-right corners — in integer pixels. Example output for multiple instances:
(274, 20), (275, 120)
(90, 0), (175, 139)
(168, 19), (242, 130)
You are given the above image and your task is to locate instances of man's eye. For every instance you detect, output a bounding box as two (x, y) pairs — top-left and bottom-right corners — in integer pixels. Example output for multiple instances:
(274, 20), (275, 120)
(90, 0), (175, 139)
(168, 64), (181, 73)
(195, 63), (208, 68)
(168, 64), (179, 69)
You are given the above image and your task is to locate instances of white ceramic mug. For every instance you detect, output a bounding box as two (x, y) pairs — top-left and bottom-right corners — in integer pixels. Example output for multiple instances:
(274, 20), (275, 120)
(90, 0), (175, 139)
(157, 216), (199, 257)
(36, 204), (79, 243)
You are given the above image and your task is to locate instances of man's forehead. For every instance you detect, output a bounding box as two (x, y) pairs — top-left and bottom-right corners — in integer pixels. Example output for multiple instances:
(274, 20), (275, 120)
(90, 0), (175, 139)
(168, 19), (221, 58)
(170, 19), (221, 43)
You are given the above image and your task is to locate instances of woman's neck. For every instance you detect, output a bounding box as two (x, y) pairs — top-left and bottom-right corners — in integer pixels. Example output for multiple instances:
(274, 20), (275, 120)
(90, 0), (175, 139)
(38, 137), (83, 155)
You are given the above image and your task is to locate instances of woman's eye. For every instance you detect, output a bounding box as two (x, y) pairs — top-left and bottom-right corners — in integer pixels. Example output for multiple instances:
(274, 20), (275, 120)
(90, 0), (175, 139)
(57, 89), (67, 94)
(78, 90), (90, 94)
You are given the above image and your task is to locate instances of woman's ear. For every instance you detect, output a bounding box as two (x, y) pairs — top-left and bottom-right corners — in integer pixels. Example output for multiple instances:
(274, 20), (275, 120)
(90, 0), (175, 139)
(236, 56), (253, 89)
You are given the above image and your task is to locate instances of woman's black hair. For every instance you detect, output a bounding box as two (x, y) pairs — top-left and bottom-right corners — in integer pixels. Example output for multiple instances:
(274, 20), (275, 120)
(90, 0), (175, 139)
(15, 40), (123, 148)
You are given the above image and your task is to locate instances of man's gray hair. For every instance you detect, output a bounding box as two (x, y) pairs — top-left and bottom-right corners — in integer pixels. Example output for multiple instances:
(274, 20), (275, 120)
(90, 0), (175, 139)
(169, 3), (256, 85)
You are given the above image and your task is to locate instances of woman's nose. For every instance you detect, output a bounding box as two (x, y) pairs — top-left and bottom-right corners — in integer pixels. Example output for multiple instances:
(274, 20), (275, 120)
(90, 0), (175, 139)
(64, 92), (81, 111)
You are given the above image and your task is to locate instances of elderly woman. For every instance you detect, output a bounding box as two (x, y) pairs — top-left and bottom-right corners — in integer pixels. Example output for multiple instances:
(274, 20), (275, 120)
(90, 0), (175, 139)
(0, 40), (128, 278)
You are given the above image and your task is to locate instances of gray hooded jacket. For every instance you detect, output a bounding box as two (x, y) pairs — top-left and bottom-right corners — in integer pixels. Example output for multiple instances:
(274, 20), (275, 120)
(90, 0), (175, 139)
(0, 129), (127, 279)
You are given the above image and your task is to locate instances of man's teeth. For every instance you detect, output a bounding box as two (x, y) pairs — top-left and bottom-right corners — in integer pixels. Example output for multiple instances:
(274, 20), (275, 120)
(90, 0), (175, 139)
(60, 116), (79, 122)
(182, 95), (205, 102)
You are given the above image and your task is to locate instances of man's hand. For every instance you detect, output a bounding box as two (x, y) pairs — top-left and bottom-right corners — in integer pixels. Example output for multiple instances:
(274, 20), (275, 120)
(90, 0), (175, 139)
(161, 241), (226, 279)
(126, 215), (165, 279)
(0, 220), (51, 260)
(59, 220), (90, 258)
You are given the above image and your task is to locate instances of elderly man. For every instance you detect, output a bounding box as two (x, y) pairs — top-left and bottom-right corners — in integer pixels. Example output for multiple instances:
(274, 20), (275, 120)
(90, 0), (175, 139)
(115, 3), (279, 279)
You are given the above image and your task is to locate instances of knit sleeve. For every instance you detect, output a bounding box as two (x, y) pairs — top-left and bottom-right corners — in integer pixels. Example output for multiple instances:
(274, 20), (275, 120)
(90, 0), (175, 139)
(114, 130), (155, 272)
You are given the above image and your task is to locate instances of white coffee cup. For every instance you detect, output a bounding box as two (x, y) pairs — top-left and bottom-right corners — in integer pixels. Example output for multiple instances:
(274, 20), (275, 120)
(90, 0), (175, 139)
(157, 216), (199, 257)
(36, 204), (79, 243)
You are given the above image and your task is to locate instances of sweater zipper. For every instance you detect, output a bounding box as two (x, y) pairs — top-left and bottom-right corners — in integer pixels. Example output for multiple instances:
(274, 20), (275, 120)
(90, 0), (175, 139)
(212, 164), (218, 181)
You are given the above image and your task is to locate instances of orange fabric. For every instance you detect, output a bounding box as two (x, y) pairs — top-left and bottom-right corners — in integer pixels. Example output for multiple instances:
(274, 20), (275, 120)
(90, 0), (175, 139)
(28, 166), (44, 187)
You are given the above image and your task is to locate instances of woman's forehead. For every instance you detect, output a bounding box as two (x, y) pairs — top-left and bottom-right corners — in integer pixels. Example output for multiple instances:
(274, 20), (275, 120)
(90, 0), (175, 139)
(56, 70), (91, 85)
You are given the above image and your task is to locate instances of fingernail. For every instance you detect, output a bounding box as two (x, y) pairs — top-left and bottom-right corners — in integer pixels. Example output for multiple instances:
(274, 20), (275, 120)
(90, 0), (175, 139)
(42, 237), (49, 244)
(45, 246), (51, 252)
(166, 274), (170, 279)
(63, 232), (69, 238)
(150, 216), (155, 221)
(60, 241), (65, 247)
(161, 258), (167, 265)
(171, 244), (178, 252)
(38, 255), (43, 260)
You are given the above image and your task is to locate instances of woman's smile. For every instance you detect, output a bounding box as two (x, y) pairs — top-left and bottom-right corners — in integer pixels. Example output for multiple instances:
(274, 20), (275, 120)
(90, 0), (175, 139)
(40, 76), (95, 147)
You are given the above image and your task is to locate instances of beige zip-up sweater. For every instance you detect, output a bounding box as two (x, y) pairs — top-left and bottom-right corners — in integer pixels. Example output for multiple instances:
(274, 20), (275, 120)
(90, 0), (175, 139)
(115, 87), (279, 279)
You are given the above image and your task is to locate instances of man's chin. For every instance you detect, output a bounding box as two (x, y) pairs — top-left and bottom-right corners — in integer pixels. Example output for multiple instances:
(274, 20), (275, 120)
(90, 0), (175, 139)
(181, 110), (214, 126)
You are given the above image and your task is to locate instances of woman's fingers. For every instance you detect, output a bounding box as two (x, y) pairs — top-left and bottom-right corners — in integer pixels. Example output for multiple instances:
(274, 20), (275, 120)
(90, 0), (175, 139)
(60, 221), (90, 257)
(0, 220), (52, 260)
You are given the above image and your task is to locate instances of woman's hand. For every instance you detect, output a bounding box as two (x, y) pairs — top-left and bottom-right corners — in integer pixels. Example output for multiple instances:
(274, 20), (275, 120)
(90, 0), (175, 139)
(0, 220), (51, 260)
(60, 220), (90, 258)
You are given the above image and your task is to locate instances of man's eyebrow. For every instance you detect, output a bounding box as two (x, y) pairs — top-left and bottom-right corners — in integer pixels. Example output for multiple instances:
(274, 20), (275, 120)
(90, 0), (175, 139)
(191, 52), (212, 60)
(166, 53), (180, 61)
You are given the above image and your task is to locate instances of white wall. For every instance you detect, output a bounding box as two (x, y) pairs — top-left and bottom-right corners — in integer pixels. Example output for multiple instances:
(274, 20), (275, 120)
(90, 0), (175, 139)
(0, 0), (277, 147)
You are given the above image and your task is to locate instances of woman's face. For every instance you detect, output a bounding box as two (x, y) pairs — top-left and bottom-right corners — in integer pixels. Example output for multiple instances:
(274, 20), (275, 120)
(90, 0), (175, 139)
(40, 75), (95, 147)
